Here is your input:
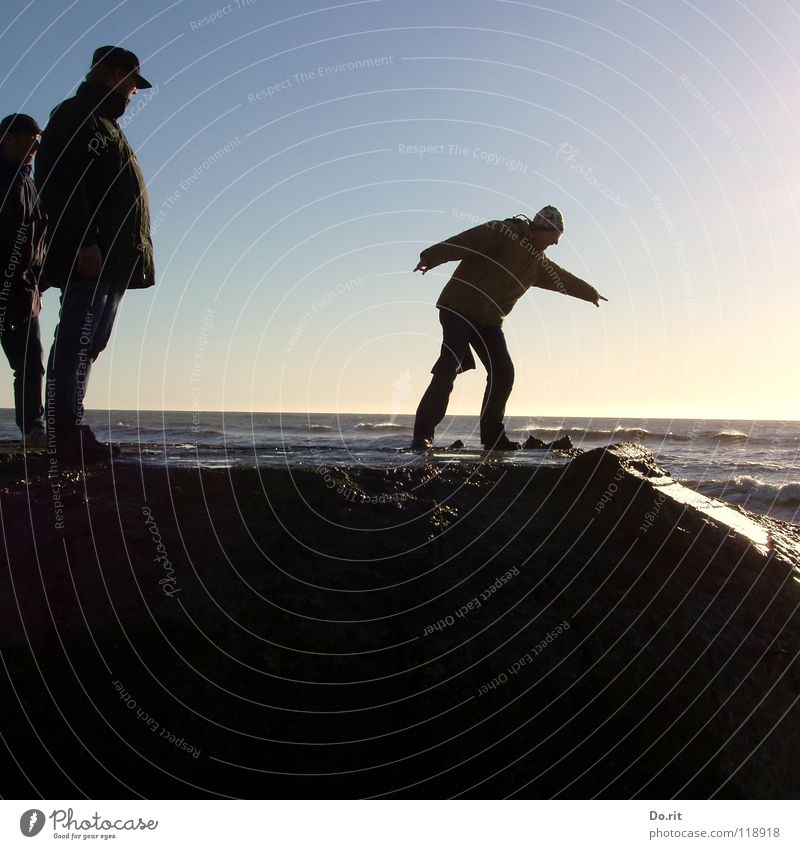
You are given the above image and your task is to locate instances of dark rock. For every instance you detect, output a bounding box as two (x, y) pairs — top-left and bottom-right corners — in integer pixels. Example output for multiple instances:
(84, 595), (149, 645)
(0, 444), (798, 799)
(523, 434), (575, 451)
(523, 435), (547, 449)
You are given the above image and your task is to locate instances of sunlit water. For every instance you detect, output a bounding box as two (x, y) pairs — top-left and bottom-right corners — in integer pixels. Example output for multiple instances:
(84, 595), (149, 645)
(1, 411), (797, 525)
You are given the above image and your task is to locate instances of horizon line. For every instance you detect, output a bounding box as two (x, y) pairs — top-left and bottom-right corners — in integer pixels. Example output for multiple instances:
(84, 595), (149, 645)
(25, 408), (799, 424)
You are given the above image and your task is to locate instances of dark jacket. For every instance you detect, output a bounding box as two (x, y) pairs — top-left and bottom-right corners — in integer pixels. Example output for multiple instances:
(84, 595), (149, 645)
(0, 155), (46, 331)
(35, 80), (154, 289)
(421, 217), (600, 326)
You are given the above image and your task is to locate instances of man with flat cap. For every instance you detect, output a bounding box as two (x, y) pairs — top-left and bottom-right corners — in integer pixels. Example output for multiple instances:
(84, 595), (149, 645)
(411, 207), (607, 451)
(36, 46), (154, 462)
(0, 113), (47, 447)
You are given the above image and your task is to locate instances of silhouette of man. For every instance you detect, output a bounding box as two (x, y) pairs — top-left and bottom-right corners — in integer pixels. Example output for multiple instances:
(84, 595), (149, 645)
(0, 114), (47, 447)
(411, 207), (607, 450)
(36, 46), (154, 463)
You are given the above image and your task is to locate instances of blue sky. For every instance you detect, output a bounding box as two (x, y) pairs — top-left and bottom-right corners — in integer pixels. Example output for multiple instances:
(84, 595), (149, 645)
(2, 0), (798, 418)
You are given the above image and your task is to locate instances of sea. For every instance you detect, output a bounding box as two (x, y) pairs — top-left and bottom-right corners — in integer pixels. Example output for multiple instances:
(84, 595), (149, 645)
(2, 411), (798, 526)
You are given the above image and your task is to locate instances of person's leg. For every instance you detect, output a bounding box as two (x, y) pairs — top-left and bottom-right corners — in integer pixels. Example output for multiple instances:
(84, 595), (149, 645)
(470, 324), (515, 445)
(1, 319), (44, 434)
(412, 309), (474, 442)
(1, 327), (25, 432)
(73, 280), (126, 426)
(46, 280), (110, 436)
(19, 317), (44, 433)
(87, 281), (126, 361)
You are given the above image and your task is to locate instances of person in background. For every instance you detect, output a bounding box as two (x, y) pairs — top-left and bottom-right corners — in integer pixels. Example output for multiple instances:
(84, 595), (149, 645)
(411, 206), (607, 450)
(0, 113), (47, 448)
(35, 46), (155, 463)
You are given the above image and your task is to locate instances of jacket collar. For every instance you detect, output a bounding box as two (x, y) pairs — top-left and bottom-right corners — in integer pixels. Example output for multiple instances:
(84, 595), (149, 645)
(76, 80), (127, 120)
(0, 152), (30, 183)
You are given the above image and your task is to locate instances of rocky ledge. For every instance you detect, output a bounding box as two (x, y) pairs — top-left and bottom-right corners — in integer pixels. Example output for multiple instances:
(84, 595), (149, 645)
(0, 443), (798, 799)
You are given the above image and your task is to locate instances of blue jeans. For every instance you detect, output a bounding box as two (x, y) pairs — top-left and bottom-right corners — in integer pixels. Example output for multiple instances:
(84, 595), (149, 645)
(0, 316), (44, 433)
(413, 308), (515, 443)
(46, 279), (126, 435)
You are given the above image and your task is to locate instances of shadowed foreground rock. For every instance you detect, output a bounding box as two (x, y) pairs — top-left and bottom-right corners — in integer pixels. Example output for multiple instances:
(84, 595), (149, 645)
(0, 443), (798, 799)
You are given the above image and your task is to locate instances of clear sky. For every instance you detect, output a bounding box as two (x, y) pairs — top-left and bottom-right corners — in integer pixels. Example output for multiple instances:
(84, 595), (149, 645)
(2, 0), (798, 419)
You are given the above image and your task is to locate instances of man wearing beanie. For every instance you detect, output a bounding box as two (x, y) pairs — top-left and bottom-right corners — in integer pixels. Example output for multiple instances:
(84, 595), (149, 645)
(411, 207), (607, 451)
(0, 114), (47, 448)
(35, 46), (155, 463)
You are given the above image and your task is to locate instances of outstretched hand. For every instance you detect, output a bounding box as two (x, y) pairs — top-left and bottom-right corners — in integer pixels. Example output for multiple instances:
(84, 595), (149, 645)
(593, 292), (609, 308)
(413, 261), (430, 274)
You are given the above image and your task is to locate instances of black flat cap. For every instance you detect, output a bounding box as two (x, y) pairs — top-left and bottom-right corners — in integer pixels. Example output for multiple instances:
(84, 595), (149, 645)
(0, 113), (42, 138)
(91, 46), (152, 89)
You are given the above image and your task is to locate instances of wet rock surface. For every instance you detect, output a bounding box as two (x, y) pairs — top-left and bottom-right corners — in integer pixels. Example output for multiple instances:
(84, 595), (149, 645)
(0, 443), (798, 798)
(523, 433), (579, 453)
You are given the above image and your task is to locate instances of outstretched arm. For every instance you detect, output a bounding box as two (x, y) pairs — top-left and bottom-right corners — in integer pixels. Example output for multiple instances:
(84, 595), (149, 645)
(533, 257), (608, 307)
(413, 220), (505, 274)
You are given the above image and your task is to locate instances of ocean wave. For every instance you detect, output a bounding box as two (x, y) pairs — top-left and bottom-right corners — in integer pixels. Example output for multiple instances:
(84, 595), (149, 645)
(354, 422), (411, 431)
(522, 425), (567, 433)
(270, 423), (336, 432)
(520, 426), (657, 441)
(517, 426), (794, 447)
(692, 475), (800, 508)
(713, 430), (749, 441)
(747, 479), (800, 507)
(776, 482), (800, 505)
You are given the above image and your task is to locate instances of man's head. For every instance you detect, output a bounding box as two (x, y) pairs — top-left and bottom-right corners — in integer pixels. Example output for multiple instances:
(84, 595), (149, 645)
(528, 205), (565, 251)
(0, 113), (42, 168)
(87, 46), (152, 105)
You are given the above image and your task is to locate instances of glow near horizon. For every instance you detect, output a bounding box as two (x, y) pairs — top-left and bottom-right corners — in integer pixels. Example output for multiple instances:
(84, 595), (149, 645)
(1, 0), (798, 422)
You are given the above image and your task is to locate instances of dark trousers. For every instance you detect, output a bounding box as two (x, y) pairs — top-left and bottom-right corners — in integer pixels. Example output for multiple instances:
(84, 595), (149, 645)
(414, 308), (514, 443)
(46, 279), (126, 436)
(0, 316), (44, 433)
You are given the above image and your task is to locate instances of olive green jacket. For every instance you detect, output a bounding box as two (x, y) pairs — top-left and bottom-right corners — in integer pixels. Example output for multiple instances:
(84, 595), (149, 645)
(35, 81), (154, 289)
(420, 217), (598, 326)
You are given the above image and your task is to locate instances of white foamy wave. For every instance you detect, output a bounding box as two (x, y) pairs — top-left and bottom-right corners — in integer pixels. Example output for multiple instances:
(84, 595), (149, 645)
(613, 426), (650, 436)
(714, 430), (749, 441)
(775, 482), (800, 506)
(694, 476), (800, 509)
(354, 422), (411, 431)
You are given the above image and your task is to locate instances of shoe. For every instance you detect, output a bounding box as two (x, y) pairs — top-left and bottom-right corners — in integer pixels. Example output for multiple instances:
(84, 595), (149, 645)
(20, 424), (47, 450)
(58, 425), (121, 464)
(483, 434), (520, 451)
(410, 435), (433, 450)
